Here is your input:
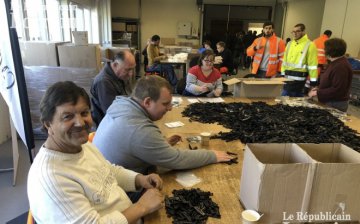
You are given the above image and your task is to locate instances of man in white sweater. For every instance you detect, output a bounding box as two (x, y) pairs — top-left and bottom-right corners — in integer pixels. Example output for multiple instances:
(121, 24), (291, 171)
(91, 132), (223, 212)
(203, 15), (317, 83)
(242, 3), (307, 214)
(27, 81), (164, 224)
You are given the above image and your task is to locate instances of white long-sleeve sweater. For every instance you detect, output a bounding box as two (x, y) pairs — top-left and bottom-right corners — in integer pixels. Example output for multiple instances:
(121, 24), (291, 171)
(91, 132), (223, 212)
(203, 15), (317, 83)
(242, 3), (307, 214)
(27, 142), (139, 224)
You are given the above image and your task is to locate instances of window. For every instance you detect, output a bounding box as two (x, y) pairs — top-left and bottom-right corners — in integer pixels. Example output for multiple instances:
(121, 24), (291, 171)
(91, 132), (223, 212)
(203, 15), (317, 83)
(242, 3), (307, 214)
(11, 0), (95, 43)
(45, 0), (62, 41)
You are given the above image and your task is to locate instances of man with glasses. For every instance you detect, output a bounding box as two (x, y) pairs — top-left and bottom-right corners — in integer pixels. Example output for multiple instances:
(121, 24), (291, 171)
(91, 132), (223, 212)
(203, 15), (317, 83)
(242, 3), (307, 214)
(90, 50), (136, 127)
(246, 22), (286, 78)
(281, 23), (318, 97)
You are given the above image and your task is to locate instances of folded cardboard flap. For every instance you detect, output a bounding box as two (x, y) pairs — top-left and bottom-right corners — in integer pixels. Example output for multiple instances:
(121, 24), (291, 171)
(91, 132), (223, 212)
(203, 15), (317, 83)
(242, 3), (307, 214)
(240, 144), (315, 223)
(242, 80), (284, 85)
(223, 78), (240, 86)
(248, 143), (314, 164)
(297, 143), (360, 221)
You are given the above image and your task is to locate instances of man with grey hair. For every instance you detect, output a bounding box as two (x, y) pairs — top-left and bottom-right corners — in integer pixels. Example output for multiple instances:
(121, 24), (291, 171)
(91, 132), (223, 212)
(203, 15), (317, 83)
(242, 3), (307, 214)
(91, 50), (136, 127)
(94, 75), (233, 176)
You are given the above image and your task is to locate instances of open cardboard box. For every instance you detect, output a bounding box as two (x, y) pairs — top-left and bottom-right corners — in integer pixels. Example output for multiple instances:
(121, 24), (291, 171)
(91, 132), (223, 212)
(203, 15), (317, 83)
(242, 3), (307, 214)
(240, 143), (360, 223)
(240, 143), (316, 223)
(297, 143), (360, 222)
(224, 78), (286, 98)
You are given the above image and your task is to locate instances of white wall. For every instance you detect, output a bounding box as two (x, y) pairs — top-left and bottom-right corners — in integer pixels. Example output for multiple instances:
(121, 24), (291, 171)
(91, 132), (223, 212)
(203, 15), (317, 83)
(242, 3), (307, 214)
(140, 0), (201, 49)
(321, 0), (360, 57)
(282, 0), (325, 40)
(0, 95), (11, 144)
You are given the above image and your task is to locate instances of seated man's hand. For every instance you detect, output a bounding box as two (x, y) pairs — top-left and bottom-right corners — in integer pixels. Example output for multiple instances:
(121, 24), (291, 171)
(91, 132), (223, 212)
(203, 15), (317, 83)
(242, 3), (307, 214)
(135, 173), (163, 190)
(211, 150), (236, 162)
(136, 188), (164, 215)
(167, 135), (182, 146)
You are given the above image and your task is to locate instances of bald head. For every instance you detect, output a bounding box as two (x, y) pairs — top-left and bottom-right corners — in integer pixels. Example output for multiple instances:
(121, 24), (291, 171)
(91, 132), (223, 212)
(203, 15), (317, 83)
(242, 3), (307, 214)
(112, 50), (136, 80)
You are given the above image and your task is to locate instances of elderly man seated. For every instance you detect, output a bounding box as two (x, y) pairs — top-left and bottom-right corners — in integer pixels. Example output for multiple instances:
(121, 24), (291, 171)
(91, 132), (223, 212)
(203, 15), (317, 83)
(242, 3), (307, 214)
(27, 81), (164, 224)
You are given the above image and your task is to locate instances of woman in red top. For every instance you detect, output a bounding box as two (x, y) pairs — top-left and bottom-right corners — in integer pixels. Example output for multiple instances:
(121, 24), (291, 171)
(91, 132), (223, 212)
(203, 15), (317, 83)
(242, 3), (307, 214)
(183, 50), (223, 97)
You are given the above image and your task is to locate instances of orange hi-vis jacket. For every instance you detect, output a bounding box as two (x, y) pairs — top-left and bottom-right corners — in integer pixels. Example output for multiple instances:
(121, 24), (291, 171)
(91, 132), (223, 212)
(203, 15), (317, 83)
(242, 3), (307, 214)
(313, 34), (329, 65)
(246, 33), (286, 77)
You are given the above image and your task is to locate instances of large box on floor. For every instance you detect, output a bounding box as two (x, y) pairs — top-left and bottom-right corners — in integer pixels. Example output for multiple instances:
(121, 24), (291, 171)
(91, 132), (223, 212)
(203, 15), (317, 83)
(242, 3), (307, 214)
(298, 143), (360, 222)
(58, 44), (101, 71)
(224, 78), (285, 98)
(20, 41), (68, 66)
(240, 143), (316, 223)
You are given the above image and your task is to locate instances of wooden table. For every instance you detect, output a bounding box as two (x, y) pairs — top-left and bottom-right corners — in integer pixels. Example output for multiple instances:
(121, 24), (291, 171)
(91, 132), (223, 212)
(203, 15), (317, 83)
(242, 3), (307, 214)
(144, 97), (360, 224)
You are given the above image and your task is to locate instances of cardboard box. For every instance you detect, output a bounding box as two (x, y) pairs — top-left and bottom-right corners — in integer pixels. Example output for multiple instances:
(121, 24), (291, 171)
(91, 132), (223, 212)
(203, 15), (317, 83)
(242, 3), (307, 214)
(297, 143), (360, 222)
(112, 22), (126, 31)
(72, 31), (88, 45)
(58, 44), (101, 71)
(223, 78), (285, 98)
(240, 143), (316, 223)
(20, 41), (68, 66)
(240, 143), (360, 223)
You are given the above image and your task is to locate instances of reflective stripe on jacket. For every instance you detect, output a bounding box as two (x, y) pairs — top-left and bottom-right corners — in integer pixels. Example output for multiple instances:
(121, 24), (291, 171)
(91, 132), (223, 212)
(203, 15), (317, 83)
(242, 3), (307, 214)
(247, 33), (285, 77)
(281, 34), (318, 84)
(313, 34), (329, 64)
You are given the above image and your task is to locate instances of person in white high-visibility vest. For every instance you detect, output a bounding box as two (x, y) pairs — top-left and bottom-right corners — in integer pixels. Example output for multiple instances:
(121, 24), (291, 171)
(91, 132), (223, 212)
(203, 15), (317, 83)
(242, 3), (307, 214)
(281, 23), (318, 97)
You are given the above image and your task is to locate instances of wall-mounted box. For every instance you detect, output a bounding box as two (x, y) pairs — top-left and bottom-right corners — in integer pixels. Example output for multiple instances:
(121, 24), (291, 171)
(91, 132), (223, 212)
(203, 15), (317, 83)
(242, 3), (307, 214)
(177, 22), (192, 35)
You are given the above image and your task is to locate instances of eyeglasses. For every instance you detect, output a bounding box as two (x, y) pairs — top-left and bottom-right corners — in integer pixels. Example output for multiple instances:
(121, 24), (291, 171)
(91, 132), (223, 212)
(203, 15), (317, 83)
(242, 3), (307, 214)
(203, 59), (214, 64)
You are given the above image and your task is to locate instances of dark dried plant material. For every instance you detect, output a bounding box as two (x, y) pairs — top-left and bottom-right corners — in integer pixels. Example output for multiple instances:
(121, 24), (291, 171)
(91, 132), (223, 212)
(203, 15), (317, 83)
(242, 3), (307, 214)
(350, 98), (360, 107)
(165, 188), (221, 224)
(182, 102), (360, 152)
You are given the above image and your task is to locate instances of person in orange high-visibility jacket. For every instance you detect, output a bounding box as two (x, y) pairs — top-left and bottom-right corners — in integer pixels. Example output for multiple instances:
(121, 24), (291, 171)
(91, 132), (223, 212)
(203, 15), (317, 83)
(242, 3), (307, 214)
(281, 23), (318, 97)
(247, 22), (285, 78)
(313, 30), (332, 77)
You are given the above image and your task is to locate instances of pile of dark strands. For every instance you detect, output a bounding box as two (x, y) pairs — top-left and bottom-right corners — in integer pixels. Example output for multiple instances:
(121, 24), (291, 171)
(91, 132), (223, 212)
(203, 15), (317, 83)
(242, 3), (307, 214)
(165, 188), (220, 224)
(181, 102), (360, 152)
